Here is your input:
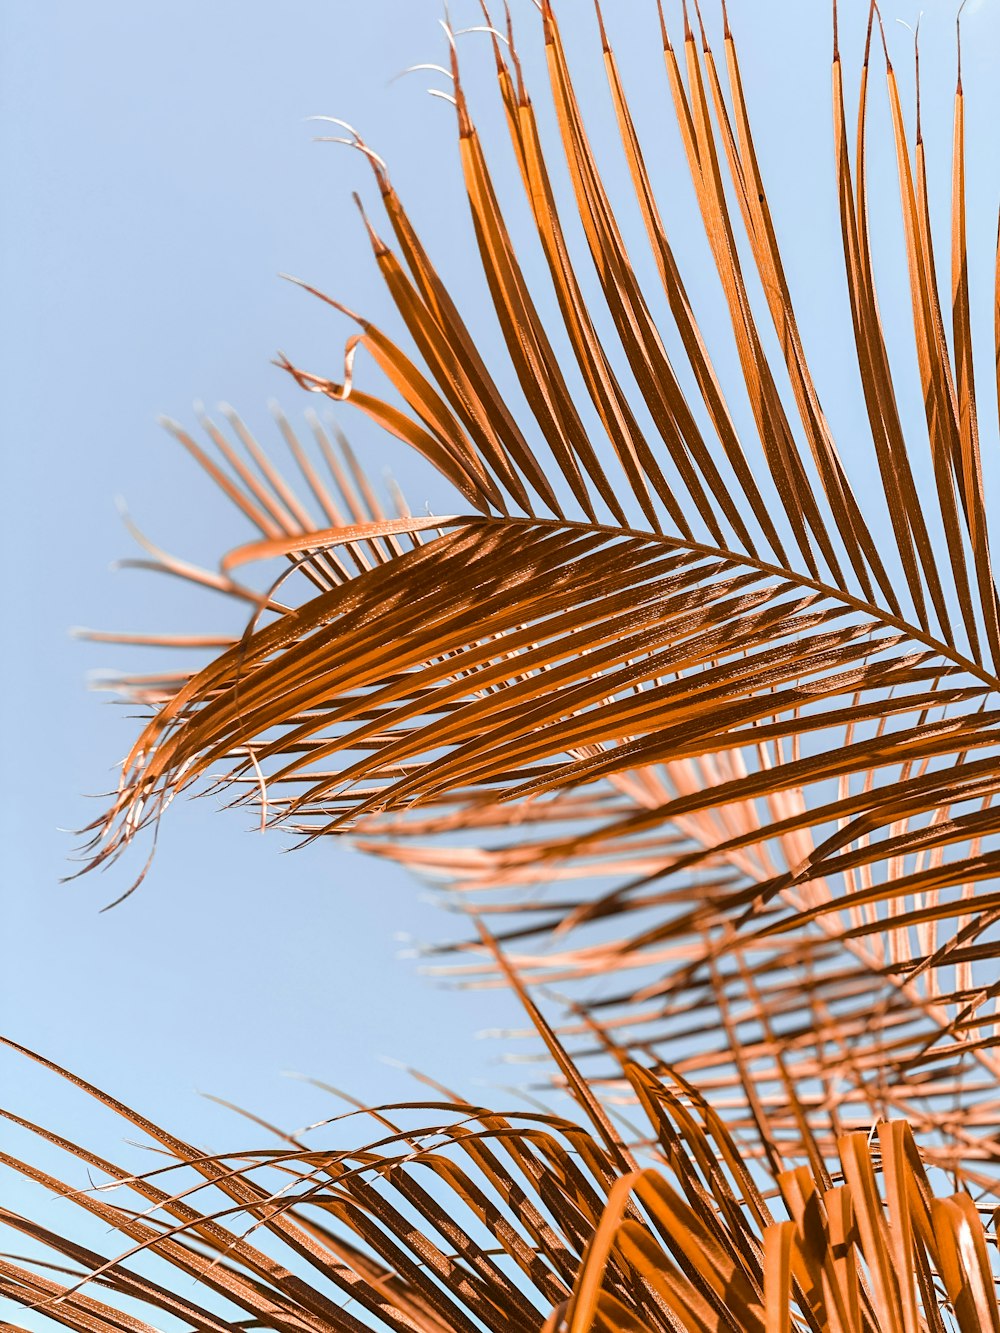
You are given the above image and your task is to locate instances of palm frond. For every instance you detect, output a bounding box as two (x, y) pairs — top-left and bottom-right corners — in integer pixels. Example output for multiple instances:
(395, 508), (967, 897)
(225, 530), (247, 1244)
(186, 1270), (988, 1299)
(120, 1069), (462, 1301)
(76, 5), (1000, 1179)
(3, 985), (1000, 1333)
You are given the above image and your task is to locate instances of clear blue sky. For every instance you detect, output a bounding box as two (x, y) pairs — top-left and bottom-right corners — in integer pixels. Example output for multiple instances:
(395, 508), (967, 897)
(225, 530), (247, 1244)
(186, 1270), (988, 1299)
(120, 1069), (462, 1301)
(2, 1), (998, 1326)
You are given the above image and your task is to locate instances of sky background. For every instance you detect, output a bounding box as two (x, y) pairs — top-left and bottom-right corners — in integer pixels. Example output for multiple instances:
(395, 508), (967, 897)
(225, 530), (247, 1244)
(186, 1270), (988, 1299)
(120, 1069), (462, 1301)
(2, 1), (1000, 1327)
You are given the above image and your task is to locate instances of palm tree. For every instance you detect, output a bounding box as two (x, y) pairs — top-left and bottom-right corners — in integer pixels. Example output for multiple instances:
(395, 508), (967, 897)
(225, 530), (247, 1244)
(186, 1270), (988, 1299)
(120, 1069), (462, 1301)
(4, 0), (1000, 1327)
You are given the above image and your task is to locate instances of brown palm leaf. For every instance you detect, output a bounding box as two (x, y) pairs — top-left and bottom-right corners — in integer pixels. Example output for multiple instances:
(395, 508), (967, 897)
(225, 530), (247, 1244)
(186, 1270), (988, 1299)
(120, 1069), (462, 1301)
(4, 967), (1000, 1333)
(77, 6), (1000, 1177)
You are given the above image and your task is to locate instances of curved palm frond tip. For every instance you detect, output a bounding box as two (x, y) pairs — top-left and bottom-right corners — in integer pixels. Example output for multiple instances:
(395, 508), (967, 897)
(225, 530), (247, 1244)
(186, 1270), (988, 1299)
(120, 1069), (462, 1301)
(80, 5), (1000, 1177)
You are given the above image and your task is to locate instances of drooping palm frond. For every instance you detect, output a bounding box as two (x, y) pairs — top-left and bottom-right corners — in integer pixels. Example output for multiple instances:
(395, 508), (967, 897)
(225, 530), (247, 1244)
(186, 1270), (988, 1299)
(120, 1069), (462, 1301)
(78, 4), (1000, 1177)
(4, 967), (1000, 1333)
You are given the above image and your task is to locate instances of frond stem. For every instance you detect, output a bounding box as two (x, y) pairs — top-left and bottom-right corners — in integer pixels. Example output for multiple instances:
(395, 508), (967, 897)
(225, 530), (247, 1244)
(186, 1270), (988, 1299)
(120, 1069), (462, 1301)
(485, 514), (999, 691)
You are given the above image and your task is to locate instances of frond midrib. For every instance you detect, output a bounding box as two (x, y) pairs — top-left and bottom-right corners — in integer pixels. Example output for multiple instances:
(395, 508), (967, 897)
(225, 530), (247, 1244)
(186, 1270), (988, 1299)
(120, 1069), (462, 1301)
(451, 511), (1000, 692)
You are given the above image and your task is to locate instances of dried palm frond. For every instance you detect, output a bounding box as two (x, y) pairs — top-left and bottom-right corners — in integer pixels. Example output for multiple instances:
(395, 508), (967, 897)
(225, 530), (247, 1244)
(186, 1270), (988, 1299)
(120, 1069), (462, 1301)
(3, 973), (1000, 1333)
(77, 5), (1000, 1178)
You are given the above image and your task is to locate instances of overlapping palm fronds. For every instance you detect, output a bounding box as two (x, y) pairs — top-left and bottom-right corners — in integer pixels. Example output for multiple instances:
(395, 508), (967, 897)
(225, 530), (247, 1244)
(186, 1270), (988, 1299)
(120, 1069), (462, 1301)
(75, 3), (1000, 1178)
(4, 972), (1000, 1333)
